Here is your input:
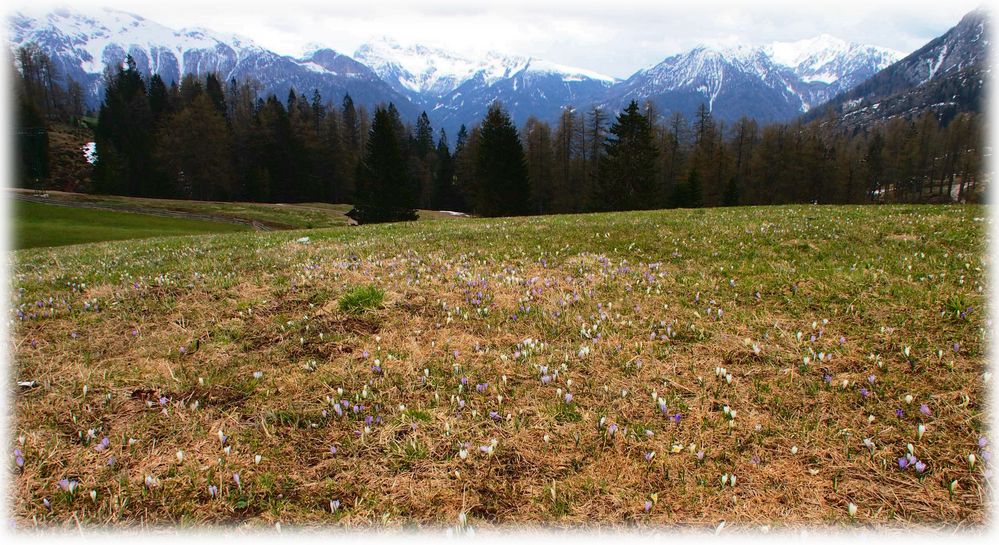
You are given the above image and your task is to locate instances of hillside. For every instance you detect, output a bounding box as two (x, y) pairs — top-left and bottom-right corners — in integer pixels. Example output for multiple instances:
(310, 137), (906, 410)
(9, 205), (988, 527)
(804, 8), (990, 128)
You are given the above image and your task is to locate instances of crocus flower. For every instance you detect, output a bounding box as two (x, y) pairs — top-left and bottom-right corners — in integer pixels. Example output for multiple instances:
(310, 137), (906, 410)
(644, 500), (652, 512)
(233, 472), (241, 489)
(208, 485), (218, 498)
(920, 404), (932, 416)
(914, 461), (927, 473)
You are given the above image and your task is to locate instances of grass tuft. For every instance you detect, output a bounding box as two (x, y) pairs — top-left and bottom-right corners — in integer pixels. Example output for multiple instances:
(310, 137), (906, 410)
(338, 285), (385, 314)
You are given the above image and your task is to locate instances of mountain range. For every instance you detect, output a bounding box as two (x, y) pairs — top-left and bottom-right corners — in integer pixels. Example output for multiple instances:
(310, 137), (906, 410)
(7, 6), (984, 135)
(804, 8), (990, 128)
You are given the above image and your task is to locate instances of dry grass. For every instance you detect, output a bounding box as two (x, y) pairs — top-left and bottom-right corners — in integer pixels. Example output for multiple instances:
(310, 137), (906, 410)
(7, 204), (990, 530)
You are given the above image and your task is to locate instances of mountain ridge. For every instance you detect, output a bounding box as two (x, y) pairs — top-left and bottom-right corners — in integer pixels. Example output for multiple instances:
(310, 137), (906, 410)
(9, 5), (939, 133)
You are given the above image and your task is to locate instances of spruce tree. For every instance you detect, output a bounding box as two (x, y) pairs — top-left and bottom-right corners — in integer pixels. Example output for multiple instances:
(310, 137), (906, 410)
(597, 100), (658, 211)
(93, 55), (155, 197)
(348, 104), (418, 223)
(474, 102), (530, 217)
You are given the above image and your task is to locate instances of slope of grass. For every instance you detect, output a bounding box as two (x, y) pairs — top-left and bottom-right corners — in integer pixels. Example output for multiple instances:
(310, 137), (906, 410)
(12, 200), (249, 250)
(8, 204), (988, 529)
(10, 190), (472, 231)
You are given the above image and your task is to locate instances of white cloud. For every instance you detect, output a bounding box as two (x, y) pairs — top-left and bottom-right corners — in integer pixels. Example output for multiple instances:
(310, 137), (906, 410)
(6, 0), (984, 78)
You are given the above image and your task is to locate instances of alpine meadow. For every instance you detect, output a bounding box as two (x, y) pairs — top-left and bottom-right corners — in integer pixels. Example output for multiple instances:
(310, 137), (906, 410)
(4, 0), (994, 534)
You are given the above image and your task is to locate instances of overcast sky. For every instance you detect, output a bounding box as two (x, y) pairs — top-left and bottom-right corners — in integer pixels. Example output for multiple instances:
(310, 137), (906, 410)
(9, 0), (986, 78)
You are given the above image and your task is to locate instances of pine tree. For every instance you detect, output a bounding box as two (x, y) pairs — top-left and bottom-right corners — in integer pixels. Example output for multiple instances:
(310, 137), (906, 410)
(432, 129), (461, 210)
(474, 102), (530, 217)
(597, 100), (658, 210)
(93, 55), (155, 197)
(348, 104), (418, 223)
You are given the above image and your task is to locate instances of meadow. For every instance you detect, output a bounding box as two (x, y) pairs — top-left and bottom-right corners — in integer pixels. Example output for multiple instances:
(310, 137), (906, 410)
(11, 200), (251, 250)
(7, 204), (990, 529)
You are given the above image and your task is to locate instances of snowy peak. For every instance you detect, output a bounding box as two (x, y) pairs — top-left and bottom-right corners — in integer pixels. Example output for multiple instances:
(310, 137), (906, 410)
(608, 34), (904, 123)
(765, 34), (901, 84)
(354, 37), (614, 100)
(354, 38), (525, 96)
(9, 7), (262, 76)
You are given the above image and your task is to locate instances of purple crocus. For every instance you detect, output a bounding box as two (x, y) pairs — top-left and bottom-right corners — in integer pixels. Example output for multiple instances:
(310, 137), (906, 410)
(920, 404), (932, 416)
(208, 485), (218, 498)
(94, 437), (110, 452)
(476, 383), (488, 394)
(898, 457), (909, 470)
(564, 393), (573, 404)
(489, 411), (501, 421)
(233, 472), (241, 489)
(896, 408), (904, 418)
(644, 500), (653, 512)
(859, 387), (869, 400)
(672, 413), (683, 425)
(914, 461), (927, 473)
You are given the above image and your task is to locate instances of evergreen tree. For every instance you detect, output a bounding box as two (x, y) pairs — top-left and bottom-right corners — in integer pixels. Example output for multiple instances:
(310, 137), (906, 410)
(348, 104), (418, 223)
(597, 101), (659, 210)
(93, 55), (155, 196)
(205, 73), (227, 118)
(473, 102), (530, 217)
(155, 93), (234, 200)
(432, 129), (462, 210)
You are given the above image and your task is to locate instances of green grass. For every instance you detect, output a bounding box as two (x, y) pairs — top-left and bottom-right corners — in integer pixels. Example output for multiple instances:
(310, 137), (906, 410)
(10, 190), (471, 232)
(338, 285), (385, 314)
(12, 200), (249, 250)
(8, 204), (988, 528)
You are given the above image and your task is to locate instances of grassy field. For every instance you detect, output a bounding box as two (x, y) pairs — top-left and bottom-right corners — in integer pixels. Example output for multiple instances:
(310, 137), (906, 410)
(8, 204), (989, 529)
(12, 200), (250, 250)
(9, 190), (471, 233)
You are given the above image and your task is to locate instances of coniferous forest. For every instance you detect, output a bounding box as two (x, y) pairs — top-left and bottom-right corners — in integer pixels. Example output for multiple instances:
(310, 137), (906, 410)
(13, 48), (986, 223)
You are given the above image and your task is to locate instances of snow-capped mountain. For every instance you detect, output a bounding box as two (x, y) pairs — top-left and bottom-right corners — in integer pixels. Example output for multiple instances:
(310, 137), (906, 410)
(354, 38), (616, 133)
(8, 7), (416, 117)
(605, 38), (900, 123)
(9, 5), (928, 133)
(805, 8), (990, 127)
(354, 39), (527, 100)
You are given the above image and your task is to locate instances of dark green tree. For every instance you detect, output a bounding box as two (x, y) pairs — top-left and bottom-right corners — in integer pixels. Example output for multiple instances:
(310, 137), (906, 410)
(93, 55), (155, 196)
(348, 104), (418, 223)
(597, 100), (658, 210)
(474, 102), (530, 217)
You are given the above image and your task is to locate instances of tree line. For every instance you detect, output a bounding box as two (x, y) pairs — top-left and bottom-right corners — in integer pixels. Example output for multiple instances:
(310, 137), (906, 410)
(13, 49), (986, 222)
